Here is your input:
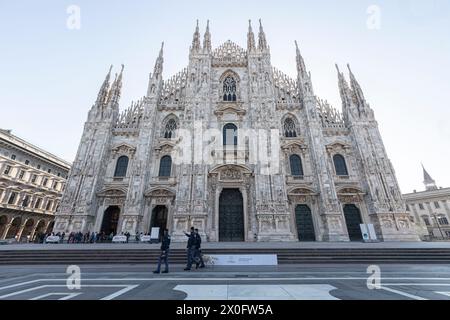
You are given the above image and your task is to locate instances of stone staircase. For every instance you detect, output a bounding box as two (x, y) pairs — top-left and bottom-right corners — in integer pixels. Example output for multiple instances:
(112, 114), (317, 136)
(1, 247), (450, 265)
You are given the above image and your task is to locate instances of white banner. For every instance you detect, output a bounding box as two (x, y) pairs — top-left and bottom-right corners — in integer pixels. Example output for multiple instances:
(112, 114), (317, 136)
(45, 236), (60, 243)
(140, 235), (152, 242)
(112, 235), (127, 243)
(208, 254), (278, 266)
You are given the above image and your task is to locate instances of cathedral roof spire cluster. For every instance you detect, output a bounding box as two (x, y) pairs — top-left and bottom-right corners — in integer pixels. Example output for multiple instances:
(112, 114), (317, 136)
(335, 63), (374, 121)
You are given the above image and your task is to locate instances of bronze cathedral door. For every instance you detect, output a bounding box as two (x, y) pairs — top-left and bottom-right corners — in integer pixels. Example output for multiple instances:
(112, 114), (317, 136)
(219, 189), (244, 242)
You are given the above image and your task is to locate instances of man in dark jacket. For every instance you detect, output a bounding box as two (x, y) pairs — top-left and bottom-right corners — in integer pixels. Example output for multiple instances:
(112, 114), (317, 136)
(153, 229), (171, 274)
(184, 227), (196, 271)
(194, 229), (205, 269)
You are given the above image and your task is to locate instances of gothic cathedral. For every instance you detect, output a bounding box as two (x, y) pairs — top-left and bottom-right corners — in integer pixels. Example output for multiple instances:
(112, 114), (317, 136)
(53, 20), (420, 242)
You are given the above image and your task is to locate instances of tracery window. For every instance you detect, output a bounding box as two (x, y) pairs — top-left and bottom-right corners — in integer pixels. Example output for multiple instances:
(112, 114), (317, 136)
(163, 119), (177, 139)
(223, 76), (237, 102)
(283, 118), (298, 138)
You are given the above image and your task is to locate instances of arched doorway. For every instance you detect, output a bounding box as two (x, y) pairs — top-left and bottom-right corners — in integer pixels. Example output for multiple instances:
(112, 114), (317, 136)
(6, 217), (21, 239)
(150, 206), (168, 239)
(219, 189), (244, 242)
(0, 216), (7, 239)
(45, 221), (55, 234)
(34, 220), (46, 242)
(21, 219), (35, 241)
(101, 206), (120, 236)
(295, 205), (316, 241)
(343, 204), (363, 241)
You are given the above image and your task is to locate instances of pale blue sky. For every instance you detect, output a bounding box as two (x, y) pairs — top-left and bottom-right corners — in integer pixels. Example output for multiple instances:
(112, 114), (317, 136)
(0, 0), (449, 193)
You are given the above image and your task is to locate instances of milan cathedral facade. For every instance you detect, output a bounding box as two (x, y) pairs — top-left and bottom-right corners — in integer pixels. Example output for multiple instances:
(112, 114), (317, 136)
(53, 20), (420, 242)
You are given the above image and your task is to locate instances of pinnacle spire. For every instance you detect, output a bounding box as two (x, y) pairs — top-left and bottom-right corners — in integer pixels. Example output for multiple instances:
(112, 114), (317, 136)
(422, 164), (438, 191)
(96, 65), (113, 106)
(336, 64), (351, 108)
(347, 64), (366, 104)
(295, 41), (307, 77)
(258, 19), (267, 50)
(203, 20), (211, 52)
(247, 20), (256, 52)
(153, 42), (164, 77)
(192, 19), (201, 52)
(109, 64), (124, 105)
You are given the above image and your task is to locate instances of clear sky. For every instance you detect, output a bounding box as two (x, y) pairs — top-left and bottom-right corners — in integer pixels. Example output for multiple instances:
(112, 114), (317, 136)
(0, 0), (449, 193)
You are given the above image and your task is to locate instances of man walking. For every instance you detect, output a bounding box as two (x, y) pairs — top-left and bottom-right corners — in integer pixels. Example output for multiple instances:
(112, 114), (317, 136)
(194, 229), (205, 269)
(153, 229), (171, 274)
(184, 227), (197, 271)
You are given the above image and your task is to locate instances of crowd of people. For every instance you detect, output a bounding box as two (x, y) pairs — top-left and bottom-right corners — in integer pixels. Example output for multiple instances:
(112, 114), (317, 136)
(34, 231), (146, 244)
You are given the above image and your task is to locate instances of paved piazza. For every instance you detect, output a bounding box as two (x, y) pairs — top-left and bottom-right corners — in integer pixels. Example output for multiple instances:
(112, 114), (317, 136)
(0, 264), (450, 300)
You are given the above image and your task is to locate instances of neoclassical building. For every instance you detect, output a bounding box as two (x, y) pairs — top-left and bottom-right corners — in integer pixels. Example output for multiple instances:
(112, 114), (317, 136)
(0, 129), (70, 241)
(404, 166), (450, 240)
(53, 20), (419, 242)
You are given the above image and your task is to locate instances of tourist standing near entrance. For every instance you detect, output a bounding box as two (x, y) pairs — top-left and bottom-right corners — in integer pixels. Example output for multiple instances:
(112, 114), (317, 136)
(184, 227), (196, 271)
(194, 229), (205, 269)
(153, 229), (171, 274)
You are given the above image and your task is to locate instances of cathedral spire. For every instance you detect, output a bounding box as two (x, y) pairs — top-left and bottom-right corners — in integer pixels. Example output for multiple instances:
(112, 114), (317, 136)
(191, 20), (201, 52)
(336, 64), (352, 110)
(153, 42), (164, 78)
(422, 164), (438, 191)
(95, 65), (113, 106)
(147, 43), (164, 97)
(258, 19), (268, 50)
(247, 20), (256, 52)
(295, 41), (307, 77)
(109, 64), (124, 106)
(203, 20), (212, 52)
(347, 64), (366, 106)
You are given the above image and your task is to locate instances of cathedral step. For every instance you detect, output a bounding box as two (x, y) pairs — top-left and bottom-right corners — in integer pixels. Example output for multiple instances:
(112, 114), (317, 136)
(1, 248), (450, 265)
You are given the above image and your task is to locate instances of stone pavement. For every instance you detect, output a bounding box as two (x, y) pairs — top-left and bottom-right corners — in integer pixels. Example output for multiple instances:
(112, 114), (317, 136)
(1, 264), (450, 300)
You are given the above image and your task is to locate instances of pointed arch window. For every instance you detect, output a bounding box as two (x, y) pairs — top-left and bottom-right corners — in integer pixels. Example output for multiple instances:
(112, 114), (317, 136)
(223, 123), (238, 146)
(223, 76), (237, 102)
(114, 156), (129, 177)
(290, 155), (304, 176)
(284, 118), (298, 138)
(333, 154), (348, 176)
(159, 156), (172, 177)
(163, 118), (177, 139)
